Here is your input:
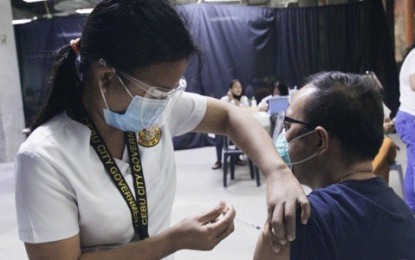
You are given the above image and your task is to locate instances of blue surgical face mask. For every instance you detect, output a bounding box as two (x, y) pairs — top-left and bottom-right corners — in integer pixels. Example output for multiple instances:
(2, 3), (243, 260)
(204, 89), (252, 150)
(103, 96), (168, 132)
(276, 130), (292, 165)
(275, 129), (317, 167)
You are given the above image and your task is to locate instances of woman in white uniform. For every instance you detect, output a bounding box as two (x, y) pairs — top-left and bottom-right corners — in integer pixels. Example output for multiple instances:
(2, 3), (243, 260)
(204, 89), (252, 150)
(14, 0), (310, 258)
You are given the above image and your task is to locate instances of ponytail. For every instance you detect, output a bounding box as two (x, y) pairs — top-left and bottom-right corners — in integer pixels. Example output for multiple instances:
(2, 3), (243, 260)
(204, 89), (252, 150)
(30, 45), (82, 132)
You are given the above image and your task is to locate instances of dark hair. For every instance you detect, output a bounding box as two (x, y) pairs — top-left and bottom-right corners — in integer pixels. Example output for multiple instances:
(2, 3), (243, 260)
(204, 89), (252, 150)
(228, 79), (244, 100)
(304, 71), (384, 162)
(272, 81), (289, 96)
(31, 0), (197, 131)
(228, 79), (243, 89)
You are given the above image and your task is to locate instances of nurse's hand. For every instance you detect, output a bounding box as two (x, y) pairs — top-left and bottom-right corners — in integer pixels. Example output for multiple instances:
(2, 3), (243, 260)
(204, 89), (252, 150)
(266, 169), (310, 252)
(170, 201), (235, 251)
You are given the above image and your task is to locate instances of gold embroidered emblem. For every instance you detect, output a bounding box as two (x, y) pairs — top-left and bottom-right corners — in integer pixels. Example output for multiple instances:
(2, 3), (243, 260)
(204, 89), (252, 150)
(137, 128), (162, 147)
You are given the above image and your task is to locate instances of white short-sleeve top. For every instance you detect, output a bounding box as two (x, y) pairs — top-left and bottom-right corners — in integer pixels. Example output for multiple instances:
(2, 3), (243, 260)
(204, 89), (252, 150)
(15, 92), (207, 252)
(220, 95), (249, 107)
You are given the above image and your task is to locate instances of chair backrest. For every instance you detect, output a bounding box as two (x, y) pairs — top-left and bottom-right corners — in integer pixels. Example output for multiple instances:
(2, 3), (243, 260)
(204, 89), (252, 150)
(267, 96), (289, 115)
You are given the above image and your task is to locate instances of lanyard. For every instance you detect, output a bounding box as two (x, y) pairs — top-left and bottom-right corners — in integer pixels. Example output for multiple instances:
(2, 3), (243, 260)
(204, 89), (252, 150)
(72, 102), (149, 240)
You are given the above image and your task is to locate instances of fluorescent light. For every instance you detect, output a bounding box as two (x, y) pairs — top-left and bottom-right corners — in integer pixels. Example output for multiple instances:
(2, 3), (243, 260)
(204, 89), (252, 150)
(12, 19), (33, 25)
(76, 8), (93, 14)
(23, 0), (46, 2)
(203, 0), (239, 2)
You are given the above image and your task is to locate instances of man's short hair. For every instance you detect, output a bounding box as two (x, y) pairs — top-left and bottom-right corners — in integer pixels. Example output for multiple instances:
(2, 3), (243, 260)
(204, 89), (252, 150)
(303, 71), (384, 162)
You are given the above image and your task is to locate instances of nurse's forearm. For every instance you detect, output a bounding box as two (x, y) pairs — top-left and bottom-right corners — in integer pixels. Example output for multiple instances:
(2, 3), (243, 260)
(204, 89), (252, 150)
(194, 97), (289, 178)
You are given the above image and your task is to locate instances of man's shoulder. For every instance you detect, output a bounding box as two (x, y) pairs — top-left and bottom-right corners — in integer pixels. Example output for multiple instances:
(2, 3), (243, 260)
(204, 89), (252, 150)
(294, 180), (415, 259)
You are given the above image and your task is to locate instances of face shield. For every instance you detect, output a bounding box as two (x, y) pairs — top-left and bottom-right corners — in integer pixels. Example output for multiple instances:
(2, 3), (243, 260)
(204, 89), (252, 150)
(115, 70), (187, 131)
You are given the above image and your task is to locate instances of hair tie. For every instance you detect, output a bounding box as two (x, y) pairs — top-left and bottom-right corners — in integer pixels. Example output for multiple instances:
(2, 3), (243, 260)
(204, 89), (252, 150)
(99, 58), (107, 66)
(70, 38), (81, 54)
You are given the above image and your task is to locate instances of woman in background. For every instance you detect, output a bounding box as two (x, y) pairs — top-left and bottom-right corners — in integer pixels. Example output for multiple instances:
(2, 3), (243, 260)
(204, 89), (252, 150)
(212, 79), (249, 169)
(258, 80), (289, 112)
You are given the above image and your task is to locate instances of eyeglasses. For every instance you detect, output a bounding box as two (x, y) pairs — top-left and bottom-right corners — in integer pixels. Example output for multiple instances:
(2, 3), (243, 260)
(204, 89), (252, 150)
(277, 114), (313, 130)
(116, 70), (186, 99)
(283, 115), (312, 126)
(273, 112), (314, 139)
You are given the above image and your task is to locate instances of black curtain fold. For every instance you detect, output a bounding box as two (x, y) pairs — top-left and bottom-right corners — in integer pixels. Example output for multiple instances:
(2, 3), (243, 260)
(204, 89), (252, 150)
(14, 0), (399, 150)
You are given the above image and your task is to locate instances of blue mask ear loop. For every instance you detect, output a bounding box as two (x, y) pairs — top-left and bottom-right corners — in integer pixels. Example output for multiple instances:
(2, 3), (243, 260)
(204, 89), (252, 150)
(287, 130), (318, 166)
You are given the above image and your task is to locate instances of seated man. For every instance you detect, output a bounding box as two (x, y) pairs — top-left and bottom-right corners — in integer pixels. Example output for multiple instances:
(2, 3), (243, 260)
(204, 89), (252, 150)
(254, 71), (415, 260)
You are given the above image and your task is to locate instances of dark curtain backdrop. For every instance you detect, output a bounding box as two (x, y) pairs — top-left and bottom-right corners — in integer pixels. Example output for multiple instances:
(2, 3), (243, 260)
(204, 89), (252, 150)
(14, 0), (399, 150)
(14, 16), (85, 126)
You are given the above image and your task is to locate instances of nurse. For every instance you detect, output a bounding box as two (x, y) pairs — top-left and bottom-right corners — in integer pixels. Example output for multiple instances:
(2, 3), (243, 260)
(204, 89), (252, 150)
(14, 0), (309, 258)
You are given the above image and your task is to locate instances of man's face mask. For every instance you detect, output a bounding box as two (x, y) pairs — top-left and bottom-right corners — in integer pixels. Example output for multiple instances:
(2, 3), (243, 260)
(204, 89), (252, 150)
(98, 61), (186, 132)
(275, 129), (317, 167)
(274, 113), (317, 168)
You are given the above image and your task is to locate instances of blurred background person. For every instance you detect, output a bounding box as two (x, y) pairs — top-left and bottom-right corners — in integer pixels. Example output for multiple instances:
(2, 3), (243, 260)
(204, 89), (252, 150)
(395, 44), (415, 214)
(212, 79), (249, 169)
(258, 80), (289, 112)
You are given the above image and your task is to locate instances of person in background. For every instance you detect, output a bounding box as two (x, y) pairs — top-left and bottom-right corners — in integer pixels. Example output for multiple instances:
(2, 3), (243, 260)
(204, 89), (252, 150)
(211, 79), (249, 169)
(254, 71), (415, 260)
(220, 79), (250, 106)
(258, 80), (289, 112)
(395, 45), (415, 214)
(14, 1), (310, 259)
(260, 81), (290, 136)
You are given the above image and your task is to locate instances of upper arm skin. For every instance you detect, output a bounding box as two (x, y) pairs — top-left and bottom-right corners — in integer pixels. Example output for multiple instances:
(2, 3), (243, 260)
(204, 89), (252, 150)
(193, 97), (285, 176)
(192, 97), (235, 135)
(253, 227), (290, 260)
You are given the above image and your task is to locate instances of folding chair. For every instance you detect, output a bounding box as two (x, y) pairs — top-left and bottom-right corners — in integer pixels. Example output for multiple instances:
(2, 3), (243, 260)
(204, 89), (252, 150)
(222, 136), (260, 187)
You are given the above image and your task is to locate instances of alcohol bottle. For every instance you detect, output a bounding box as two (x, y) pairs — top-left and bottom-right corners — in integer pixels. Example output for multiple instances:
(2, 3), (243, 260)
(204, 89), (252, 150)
(251, 96), (257, 107)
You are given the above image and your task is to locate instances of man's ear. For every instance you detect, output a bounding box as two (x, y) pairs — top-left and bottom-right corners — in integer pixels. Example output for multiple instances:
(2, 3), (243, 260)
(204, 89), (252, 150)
(97, 66), (116, 94)
(314, 126), (330, 156)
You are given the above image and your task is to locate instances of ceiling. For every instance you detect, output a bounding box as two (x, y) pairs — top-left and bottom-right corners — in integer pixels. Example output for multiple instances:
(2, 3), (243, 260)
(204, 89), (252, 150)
(10, 0), (233, 20)
(11, 0), (307, 20)
(10, 0), (352, 20)
(11, 0), (102, 19)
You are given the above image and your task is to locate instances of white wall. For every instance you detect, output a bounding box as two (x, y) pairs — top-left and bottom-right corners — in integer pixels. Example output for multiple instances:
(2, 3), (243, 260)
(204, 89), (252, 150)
(0, 0), (26, 162)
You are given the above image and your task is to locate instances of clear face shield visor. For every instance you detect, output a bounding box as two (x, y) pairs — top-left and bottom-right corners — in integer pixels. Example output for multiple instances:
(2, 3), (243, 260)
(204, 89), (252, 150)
(116, 70), (187, 130)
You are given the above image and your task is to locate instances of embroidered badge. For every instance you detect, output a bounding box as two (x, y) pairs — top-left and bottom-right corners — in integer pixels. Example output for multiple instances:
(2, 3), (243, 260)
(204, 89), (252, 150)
(137, 128), (162, 147)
